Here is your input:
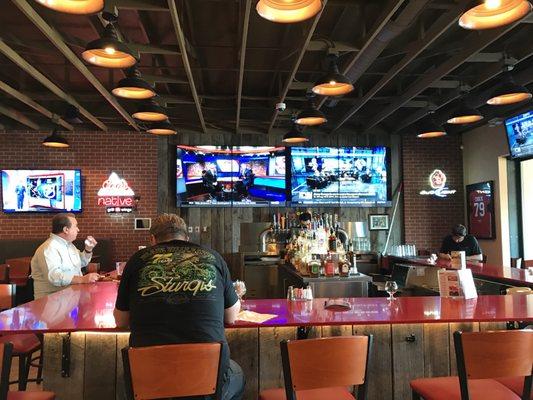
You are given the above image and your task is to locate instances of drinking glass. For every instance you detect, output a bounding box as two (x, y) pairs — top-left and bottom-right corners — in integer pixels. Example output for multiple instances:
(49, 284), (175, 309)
(233, 280), (247, 308)
(115, 262), (126, 278)
(384, 281), (398, 301)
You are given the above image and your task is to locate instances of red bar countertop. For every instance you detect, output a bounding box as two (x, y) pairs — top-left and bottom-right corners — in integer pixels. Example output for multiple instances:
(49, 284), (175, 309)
(0, 282), (530, 333)
(389, 256), (533, 288)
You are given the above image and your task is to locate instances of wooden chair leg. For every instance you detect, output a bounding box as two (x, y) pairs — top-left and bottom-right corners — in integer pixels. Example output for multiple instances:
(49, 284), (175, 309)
(412, 390), (422, 400)
(18, 354), (28, 391)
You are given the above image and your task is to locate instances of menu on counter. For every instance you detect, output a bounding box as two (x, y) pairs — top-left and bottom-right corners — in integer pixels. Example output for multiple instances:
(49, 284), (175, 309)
(236, 310), (277, 323)
(438, 269), (477, 299)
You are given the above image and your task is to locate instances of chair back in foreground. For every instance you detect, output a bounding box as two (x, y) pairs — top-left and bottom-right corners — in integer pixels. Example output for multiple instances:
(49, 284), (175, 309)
(0, 284), (16, 311)
(454, 330), (533, 400)
(281, 335), (373, 400)
(122, 342), (223, 400)
(0, 342), (13, 400)
(0, 265), (9, 285)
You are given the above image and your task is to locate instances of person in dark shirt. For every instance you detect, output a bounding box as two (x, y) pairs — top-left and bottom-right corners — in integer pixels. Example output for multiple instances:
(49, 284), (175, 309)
(439, 224), (483, 262)
(114, 213), (244, 400)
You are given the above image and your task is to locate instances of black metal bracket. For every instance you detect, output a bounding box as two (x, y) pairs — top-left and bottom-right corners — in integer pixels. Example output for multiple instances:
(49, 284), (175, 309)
(405, 334), (416, 343)
(61, 333), (71, 378)
(297, 326), (311, 340)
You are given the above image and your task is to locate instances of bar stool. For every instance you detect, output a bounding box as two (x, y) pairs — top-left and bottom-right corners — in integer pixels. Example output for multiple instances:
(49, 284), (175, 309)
(122, 342), (223, 399)
(410, 330), (533, 400)
(259, 335), (373, 400)
(0, 343), (55, 399)
(0, 265), (10, 284)
(0, 284), (43, 391)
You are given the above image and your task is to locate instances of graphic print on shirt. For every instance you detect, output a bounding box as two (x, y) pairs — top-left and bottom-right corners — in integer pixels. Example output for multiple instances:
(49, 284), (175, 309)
(137, 247), (217, 298)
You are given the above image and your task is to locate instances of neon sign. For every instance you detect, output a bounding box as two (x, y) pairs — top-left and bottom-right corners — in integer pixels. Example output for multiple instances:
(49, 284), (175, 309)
(97, 172), (135, 213)
(419, 169), (456, 198)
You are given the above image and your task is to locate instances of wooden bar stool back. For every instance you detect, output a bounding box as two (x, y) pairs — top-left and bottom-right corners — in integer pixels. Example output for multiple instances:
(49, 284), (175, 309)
(259, 335), (373, 400)
(122, 342), (223, 400)
(0, 343), (54, 400)
(0, 266), (10, 285)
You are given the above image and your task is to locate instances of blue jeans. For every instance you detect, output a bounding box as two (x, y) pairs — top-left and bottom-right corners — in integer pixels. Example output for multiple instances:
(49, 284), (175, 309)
(221, 360), (245, 400)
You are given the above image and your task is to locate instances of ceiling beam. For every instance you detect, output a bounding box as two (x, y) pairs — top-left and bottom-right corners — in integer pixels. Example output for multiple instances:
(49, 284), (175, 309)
(143, 74), (188, 84)
(363, 21), (520, 132)
(466, 52), (504, 63)
(267, 0), (328, 134)
(427, 80), (461, 89)
(236, 0), (251, 134)
(0, 39), (107, 131)
(331, 0), (468, 132)
(113, 0), (168, 11)
(0, 80), (73, 130)
(0, 104), (40, 130)
(167, 0), (207, 133)
(307, 40), (359, 52)
(11, 0), (139, 131)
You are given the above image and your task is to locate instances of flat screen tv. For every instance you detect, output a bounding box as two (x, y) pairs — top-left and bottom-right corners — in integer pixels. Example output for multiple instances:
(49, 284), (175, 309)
(505, 110), (533, 160)
(290, 146), (391, 207)
(176, 146), (287, 207)
(1, 169), (82, 213)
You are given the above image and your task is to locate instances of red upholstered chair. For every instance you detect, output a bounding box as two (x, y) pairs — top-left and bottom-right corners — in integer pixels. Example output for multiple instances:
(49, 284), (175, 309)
(259, 335), (373, 400)
(525, 260), (533, 268)
(411, 330), (533, 400)
(4, 259), (31, 288)
(0, 342), (55, 399)
(0, 285), (42, 391)
(0, 265), (10, 285)
(122, 343), (223, 400)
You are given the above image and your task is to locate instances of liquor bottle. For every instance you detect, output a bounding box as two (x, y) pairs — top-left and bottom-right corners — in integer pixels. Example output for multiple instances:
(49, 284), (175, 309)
(339, 256), (350, 277)
(325, 253), (335, 277)
(328, 228), (337, 252)
(309, 255), (320, 278)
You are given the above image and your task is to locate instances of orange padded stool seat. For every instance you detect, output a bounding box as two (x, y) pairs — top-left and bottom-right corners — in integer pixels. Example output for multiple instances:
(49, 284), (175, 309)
(0, 335), (40, 355)
(496, 377), (533, 400)
(259, 335), (373, 400)
(7, 393), (55, 400)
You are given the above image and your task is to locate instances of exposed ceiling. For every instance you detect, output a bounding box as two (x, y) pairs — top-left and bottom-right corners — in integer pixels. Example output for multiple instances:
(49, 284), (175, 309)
(0, 0), (531, 136)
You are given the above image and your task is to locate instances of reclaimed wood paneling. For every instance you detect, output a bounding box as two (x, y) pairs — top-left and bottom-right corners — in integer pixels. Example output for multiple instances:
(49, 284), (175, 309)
(321, 325), (353, 337)
(227, 328), (259, 400)
(423, 323), (450, 377)
(479, 322), (507, 331)
(84, 333), (116, 400)
(448, 322), (479, 375)
(392, 324), (424, 400)
(258, 327), (296, 392)
(115, 333), (130, 400)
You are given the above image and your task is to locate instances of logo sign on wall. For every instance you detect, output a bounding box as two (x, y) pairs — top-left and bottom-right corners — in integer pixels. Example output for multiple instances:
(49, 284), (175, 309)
(419, 169), (457, 198)
(97, 172), (135, 213)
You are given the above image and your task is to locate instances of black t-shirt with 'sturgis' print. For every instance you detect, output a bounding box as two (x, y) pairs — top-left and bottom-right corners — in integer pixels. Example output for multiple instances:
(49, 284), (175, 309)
(115, 240), (239, 376)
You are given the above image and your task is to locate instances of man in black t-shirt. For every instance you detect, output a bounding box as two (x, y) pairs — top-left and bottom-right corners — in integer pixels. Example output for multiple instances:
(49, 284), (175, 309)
(439, 224), (483, 262)
(114, 213), (244, 400)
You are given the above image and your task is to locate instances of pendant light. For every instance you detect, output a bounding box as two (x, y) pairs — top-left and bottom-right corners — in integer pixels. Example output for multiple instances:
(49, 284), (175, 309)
(35, 0), (104, 14)
(447, 104), (484, 124)
(282, 125), (309, 144)
(312, 55), (353, 97)
(132, 100), (168, 122)
(42, 127), (69, 148)
(64, 105), (83, 124)
(82, 12), (138, 69)
(459, 0), (531, 30)
(417, 120), (447, 138)
(112, 68), (156, 100)
(256, 0), (322, 23)
(146, 120), (177, 135)
(486, 72), (532, 105)
(296, 97), (327, 126)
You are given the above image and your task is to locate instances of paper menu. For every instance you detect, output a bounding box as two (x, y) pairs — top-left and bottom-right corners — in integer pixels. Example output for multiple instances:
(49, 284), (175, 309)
(438, 269), (478, 299)
(450, 251), (466, 269)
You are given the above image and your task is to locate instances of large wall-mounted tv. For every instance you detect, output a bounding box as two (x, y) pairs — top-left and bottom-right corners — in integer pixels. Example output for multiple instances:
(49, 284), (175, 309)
(290, 146), (391, 207)
(176, 146), (287, 207)
(505, 110), (533, 160)
(1, 169), (82, 213)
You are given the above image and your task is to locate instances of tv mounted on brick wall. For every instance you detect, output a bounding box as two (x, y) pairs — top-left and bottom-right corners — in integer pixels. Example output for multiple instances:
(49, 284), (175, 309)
(1, 169), (82, 213)
(505, 110), (533, 160)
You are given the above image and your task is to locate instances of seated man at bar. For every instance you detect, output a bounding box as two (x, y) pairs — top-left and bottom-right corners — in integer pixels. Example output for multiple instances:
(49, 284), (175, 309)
(31, 213), (99, 299)
(438, 224), (483, 262)
(113, 213), (244, 400)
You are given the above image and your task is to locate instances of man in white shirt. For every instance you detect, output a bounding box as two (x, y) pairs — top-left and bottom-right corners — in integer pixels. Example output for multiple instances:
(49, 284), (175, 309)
(31, 213), (100, 299)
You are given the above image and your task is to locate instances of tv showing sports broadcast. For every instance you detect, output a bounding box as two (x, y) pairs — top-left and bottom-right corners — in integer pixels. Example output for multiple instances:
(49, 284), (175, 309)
(1, 169), (82, 213)
(176, 146), (287, 207)
(290, 146), (391, 207)
(505, 110), (533, 160)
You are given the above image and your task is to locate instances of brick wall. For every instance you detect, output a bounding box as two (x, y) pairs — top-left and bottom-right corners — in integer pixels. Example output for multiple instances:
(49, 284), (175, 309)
(0, 131), (158, 264)
(402, 134), (464, 252)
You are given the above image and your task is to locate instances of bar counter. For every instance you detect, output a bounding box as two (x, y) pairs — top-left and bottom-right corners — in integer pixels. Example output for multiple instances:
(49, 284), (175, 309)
(0, 282), (531, 400)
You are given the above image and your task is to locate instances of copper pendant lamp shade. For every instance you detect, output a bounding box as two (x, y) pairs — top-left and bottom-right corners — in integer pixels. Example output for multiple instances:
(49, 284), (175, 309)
(459, 0), (532, 30)
(312, 57), (354, 96)
(83, 23), (138, 69)
(42, 128), (70, 148)
(486, 74), (532, 105)
(35, 0), (104, 14)
(282, 126), (309, 144)
(447, 105), (484, 124)
(256, 0), (322, 23)
(146, 120), (177, 135)
(417, 121), (447, 138)
(112, 68), (156, 100)
(132, 100), (168, 122)
(295, 105), (327, 126)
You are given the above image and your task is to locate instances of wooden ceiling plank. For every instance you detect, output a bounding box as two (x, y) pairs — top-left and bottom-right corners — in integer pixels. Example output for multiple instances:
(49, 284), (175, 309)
(0, 38), (107, 131)
(11, 0), (139, 131)
(113, 0), (168, 11)
(331, 0), (468, 132)
(0, 80), (73, 130)
(267, 0), (329, 134)
(0, 103), (40, 130)
(236, 0), (252, 134)
(167, 0), (207, 133)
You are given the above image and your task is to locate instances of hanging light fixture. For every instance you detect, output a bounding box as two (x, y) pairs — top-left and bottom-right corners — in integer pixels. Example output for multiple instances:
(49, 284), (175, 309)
(447, 104), (484, 124)
(312, 55), (353, 96)
(64, 105), (83, 124)
(486, 72), (532, 105)
(132, 100), (168, 122)
(459, 0), (532, 30)
(42, 127), (69, 148)
(112, 68), (156, 100)
(417, 120), (447, 138)
(296, 97), (327, 126)
(256, 0), (322, 23)
(282, 125), (309, 144)
(82, 12), (138, 68)
(34, 0), (104, 14)
(146, 120), (177, 135)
